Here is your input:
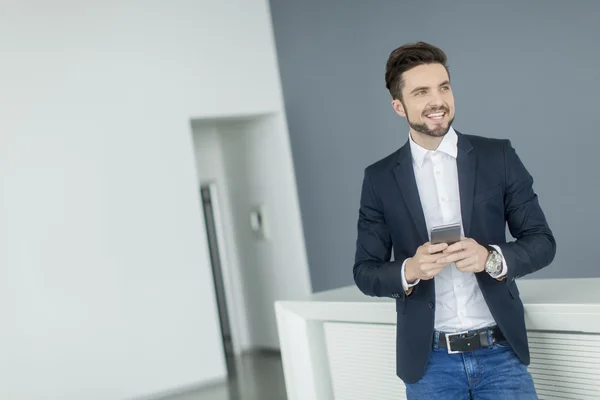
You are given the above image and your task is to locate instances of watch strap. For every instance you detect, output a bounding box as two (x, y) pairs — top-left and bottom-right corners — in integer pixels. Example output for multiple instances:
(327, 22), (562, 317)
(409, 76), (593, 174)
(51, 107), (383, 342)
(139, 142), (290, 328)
(483, 244), (497, 254)
(483, 244), (502, 275)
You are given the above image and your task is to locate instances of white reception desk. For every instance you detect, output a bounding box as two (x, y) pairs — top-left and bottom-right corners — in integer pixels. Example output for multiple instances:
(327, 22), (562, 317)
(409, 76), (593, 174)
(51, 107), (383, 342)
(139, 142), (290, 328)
(275, 278), (600, 400)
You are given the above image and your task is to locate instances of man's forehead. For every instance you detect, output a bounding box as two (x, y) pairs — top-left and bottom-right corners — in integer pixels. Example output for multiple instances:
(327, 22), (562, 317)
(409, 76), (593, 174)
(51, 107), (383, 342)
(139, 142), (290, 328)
(403, 64), (449, 87)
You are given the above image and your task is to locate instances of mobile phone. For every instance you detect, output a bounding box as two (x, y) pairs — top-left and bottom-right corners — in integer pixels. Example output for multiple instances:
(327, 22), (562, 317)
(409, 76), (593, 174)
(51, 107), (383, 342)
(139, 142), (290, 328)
(430, 223), (462, 245)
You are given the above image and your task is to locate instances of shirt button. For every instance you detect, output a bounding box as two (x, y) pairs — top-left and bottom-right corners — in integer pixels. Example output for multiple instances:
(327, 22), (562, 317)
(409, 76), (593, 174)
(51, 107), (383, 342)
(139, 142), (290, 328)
(435, 170), (440, 175)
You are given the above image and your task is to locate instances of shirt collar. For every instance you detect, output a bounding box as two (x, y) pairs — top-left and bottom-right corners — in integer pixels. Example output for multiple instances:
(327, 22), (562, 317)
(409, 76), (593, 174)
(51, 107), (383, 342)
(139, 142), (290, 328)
(409, 126), (458, 168)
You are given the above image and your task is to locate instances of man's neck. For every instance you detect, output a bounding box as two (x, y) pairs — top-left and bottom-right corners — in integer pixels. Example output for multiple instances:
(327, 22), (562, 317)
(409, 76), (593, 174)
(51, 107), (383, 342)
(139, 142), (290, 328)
(410, 129), (444, 151)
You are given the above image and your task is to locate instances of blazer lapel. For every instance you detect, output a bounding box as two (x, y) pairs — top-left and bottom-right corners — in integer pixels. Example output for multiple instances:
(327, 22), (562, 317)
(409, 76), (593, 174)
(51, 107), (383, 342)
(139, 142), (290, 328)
(457, 133), (476, 238)
(393, 143), (429, 244)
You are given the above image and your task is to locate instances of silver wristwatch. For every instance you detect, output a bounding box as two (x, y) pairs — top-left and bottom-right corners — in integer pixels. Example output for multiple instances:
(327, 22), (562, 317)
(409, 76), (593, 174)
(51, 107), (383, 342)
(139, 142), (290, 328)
(484, 245), (503, 275)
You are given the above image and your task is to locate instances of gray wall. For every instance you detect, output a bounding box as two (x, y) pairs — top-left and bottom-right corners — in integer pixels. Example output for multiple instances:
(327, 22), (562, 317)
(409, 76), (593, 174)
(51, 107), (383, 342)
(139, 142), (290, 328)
(270, 0), (600, 292)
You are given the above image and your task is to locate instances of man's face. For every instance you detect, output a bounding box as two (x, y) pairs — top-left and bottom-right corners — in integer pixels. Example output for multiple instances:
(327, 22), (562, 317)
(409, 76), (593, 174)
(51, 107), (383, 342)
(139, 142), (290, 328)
(392, 63), (455, 137)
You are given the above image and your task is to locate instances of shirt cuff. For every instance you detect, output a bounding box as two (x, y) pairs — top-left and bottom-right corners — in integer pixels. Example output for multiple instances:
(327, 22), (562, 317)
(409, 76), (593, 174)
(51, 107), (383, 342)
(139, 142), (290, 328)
(489, 245), (508, 279)
(401, 258), (421, 291)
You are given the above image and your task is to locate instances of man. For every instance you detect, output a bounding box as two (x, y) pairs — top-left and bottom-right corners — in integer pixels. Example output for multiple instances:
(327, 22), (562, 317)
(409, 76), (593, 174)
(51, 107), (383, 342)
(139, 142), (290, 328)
(353, 42), (556, 399)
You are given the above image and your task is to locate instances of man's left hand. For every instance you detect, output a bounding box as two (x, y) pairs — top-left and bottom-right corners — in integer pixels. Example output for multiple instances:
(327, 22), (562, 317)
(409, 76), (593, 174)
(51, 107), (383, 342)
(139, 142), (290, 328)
(436, 238), (488, 273)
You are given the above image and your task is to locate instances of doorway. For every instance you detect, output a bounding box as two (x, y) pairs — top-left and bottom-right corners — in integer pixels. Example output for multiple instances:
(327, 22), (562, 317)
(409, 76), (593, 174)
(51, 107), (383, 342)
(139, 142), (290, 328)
(190, 114), (312, 359)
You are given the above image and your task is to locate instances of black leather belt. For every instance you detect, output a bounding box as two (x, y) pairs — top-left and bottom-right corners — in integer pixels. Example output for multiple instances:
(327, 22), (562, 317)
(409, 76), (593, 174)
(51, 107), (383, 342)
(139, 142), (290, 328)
(436, 326), (505, 354)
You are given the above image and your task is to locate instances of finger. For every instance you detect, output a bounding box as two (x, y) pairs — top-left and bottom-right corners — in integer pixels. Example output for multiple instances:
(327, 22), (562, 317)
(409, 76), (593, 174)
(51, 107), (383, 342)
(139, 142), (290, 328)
(455, 255), (477, 270)
(437, 250), (476, 264)
(426, 243), (449, 254)
(419, 253), (447, 264)
(443, 239), (476, 254)
(419, 242), (432, 251)
(456, 265), (481, 273)
(456, 258), (485, 273)
(443, 241), (466, 253)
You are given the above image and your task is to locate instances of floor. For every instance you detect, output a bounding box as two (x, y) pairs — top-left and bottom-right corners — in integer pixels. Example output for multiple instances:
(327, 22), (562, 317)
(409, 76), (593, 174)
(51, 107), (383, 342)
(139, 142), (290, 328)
(161, 351), (287, 400)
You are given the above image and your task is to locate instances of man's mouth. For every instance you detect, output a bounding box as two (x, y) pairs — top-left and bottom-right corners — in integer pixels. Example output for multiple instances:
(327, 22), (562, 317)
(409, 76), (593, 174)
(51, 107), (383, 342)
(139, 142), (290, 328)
(424, 110), (447, 121)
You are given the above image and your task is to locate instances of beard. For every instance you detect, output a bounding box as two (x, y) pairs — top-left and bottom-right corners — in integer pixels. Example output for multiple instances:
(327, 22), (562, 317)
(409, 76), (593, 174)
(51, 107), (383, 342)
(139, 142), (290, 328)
(405, 105), (454, 138)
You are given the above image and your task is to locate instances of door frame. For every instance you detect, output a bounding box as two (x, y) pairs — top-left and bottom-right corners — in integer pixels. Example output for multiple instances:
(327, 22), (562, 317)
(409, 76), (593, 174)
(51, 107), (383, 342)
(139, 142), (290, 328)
(200, 181), (245, 356)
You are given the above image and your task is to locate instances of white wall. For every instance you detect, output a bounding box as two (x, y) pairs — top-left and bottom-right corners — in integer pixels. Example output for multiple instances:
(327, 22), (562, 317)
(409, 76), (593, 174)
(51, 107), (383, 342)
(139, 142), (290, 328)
(0, 1), (291, 399)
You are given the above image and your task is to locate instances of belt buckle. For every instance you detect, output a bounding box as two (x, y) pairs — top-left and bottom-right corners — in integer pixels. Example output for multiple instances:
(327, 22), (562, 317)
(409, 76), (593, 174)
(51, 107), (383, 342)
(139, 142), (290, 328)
(445, 330), (468, 354)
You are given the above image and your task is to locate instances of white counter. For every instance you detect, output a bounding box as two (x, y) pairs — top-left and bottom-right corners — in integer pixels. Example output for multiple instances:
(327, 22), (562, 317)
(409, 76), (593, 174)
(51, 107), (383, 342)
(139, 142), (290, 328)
(275, 278), (600, 400)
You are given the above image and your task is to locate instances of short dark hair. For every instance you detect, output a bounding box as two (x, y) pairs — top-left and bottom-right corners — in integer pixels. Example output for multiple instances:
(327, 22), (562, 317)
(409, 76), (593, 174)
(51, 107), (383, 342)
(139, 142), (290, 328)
(385, 42), (449, 100)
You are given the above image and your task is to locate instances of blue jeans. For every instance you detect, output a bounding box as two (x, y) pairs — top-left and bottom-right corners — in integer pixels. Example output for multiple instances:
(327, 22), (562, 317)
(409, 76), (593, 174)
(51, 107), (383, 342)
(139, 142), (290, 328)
(405, 336), (538, 399)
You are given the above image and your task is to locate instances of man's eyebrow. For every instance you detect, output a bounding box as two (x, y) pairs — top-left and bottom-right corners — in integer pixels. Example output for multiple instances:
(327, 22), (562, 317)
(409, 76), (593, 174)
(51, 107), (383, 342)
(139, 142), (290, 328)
(410, 86), (429, 94)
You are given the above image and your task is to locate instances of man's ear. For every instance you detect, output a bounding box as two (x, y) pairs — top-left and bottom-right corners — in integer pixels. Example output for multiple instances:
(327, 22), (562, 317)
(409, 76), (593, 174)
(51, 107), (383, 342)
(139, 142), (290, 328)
(392, 98), (407, 118)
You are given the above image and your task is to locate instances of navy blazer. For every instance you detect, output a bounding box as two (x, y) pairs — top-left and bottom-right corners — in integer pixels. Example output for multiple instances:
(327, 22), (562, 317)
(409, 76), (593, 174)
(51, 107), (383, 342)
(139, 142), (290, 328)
(353, 132), (556, 384)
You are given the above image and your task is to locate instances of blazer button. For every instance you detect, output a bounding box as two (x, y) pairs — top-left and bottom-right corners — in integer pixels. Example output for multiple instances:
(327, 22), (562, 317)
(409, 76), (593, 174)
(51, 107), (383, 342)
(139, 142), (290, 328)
(429, 303), (435, 309)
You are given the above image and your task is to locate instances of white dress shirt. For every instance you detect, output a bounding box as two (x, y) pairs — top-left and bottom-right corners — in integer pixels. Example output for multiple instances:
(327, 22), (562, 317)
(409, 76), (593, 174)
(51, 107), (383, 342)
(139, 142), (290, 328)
(400, 127), (507, 333)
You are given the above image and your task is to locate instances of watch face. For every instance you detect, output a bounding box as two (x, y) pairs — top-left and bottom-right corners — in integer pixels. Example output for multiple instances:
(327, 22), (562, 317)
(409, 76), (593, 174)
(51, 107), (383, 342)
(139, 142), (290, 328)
(486, 252), (502, 273)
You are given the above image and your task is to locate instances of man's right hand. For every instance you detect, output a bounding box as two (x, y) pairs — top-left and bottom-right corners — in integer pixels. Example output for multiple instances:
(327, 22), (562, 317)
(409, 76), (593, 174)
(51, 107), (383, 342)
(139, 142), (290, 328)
(404, 242), (449, 284)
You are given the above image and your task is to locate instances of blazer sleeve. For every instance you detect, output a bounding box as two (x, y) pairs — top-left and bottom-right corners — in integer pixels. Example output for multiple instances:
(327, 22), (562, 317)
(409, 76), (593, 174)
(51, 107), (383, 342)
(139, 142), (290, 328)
(353, 169), (408, 298)
(497, 140), (556, 283)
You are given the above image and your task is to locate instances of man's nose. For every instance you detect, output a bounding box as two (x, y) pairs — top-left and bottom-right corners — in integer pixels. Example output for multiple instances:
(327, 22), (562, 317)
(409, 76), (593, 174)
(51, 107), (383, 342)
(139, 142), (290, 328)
(429, 92), (444, 107)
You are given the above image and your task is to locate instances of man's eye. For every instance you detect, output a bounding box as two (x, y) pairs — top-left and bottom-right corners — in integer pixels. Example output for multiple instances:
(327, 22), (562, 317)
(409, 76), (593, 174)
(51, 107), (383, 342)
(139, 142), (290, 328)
(441, 86), (450, 91)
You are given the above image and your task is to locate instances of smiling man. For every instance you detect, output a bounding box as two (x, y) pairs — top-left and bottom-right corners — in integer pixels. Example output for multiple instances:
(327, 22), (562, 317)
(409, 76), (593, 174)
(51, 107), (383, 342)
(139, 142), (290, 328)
(353, 42), (556, 399)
